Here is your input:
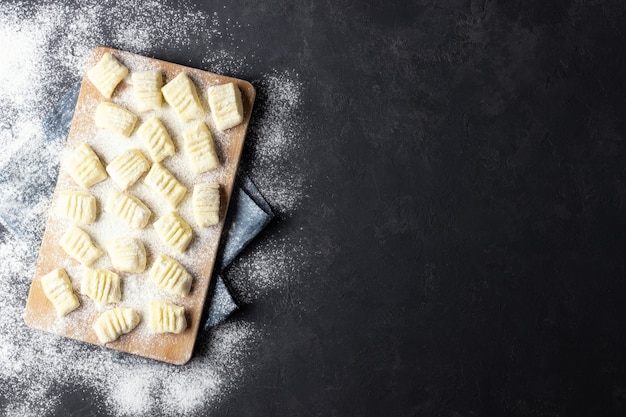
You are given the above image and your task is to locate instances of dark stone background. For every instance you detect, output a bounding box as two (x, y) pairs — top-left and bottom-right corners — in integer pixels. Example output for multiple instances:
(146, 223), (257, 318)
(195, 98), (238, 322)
(8, 0), (626, 415)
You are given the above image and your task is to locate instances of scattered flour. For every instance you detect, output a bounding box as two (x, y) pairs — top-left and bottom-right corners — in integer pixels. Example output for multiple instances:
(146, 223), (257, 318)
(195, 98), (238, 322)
(247, 70), (307, 215)
(226, 232), (311, 303)
(0, 0), (309, 415)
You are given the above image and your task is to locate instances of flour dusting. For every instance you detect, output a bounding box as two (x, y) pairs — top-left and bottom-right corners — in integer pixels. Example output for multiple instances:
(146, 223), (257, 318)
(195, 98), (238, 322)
(247, 70), (307, 214)
(0, 0), (307, 415)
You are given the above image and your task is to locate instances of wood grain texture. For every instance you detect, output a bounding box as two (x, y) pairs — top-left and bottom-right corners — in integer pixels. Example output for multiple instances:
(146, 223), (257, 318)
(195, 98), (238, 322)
(23, 47), (255, 365)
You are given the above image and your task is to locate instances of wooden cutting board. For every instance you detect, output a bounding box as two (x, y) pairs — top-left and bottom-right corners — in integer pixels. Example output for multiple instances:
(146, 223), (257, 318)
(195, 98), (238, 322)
(23, 47), (255, 364)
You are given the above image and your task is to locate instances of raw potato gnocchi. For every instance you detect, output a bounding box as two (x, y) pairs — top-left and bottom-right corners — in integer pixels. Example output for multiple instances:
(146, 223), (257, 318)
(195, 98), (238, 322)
(107, 237), (147, 273)
(153, 211), (193, 253)
(59, 226), (103, 266)
(149, 254), (193, 297)
(148, 300), (187, 334)
(143, 162), (187, 208)
(65, 143), (107, 189)
(193, 183), (220, 227)
(31, 49), (253, 364)
(161, 72), (204, 122)
(81, 268), (121, 304)
(136, 116), (175, 162)
(94, 102), (138, 137)
(207, 82), (244, 131)
(56, 190), (97, 224)
(106, 149), (151, 190)
(105, 191), (152, 229)
(41, 268), (80, 317)
(87, 52), (128, 98)
(132, 70), (163, 112)
(93, 307), (140, 343)
(183, 122), (220, 174)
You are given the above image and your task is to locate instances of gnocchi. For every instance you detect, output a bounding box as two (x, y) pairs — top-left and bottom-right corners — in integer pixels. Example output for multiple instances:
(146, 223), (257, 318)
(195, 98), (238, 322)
(192, 183), (220, 227)
(93, 307), (140, 343)
(153, 211), (193, 253)
(149, 254), (193, 297)
(40, 268), (80, 317)
(143, 162), (187, 208)
(81, 268), (121, 304)
(148, 300), (187, 334)
(104, 191), (151, 229)
(94, 102), (138, 137)
(107, 237), (147, 273)
(56, 190), (97, 224)
(29, 49), (254, 363)
(87, 52), (128, 98)
(207, 82), (244, 131)
(65, 143), (107, 189)
(136, 116), (175, 162)
(132, 70), (163, 112)
(59, 226), (103, 266)
(183, 122), (220, 174)
(161, 72), (204, 122)
(106, 149), (150, 190)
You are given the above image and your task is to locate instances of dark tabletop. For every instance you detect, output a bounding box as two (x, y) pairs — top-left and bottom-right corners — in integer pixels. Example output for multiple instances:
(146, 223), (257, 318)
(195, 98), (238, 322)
(7, 0), (626, 416)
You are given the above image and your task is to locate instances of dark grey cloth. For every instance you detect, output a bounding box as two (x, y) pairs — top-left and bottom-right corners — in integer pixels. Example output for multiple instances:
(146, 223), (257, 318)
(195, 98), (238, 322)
(0, 83), (273, 329)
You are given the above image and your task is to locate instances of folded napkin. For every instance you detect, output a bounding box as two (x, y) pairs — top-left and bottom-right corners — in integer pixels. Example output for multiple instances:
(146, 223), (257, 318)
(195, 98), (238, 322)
(0, 83), (273, 329)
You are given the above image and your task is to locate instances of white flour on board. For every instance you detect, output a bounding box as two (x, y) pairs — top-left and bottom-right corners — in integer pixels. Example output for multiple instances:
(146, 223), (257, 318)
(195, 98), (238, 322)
(0, 0), (308, 416)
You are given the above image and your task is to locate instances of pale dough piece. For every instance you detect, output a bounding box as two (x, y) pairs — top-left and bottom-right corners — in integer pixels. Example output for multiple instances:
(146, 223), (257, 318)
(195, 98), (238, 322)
(56, 190), (97, 224)
(132, 70), (163, 112)
(107, 237), (146, 273)
(87, 52), (128, 98)
(153, 212), (193, 253)
(94, 102), (138, 137)
(161, 72), (204, 122)
(136, 116), (175, 162)
(40, 268), (80, 317)
(65, 143), (107, 189)
(207, 82), (244, 131)
(149, 254), (192, 297)
(59, 226), (103, 266)
(148, 300), (187, 333)
(81, 268), (121, 304)
(93, 307), (140, 343)
(182, 122), (219, 174)
(192, 182), (220, 227)
(105, 191), (151, 229)
(106, 149), (150, 190)
(143, 162), (187, 208)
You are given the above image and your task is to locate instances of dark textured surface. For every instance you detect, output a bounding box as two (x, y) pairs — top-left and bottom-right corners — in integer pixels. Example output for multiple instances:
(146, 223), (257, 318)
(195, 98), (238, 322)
(10, 0), (626, 415)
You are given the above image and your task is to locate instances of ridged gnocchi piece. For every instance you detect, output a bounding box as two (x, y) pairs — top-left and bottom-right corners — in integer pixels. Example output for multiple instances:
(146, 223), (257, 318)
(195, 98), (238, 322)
(148, 300), (187, 333)
(153, 212), (193, 253)
(132, 70), (163, 112)
(107, 237), (146, 273)
(106, 149), (150, 190)
(136, 117), (175, 162)
(87, 52), (128, 98)
(65, 143), (107, 189)
(207, 82), (244, 131)
(40, 268), (80, 317)
(161, 72), (204, 122)
(143, 163), (187, 208)
(149, 254), (192, 297)
(81, 268), (121, 304)
(192, 183), (220, 227)
(183, 122), (219, 174)
(93, 307), (140, 343)
(59, 226), (103, 266)
(105, 191), (151, 229)
(94, 102), (138, 138)
(57, 190), (97, 224)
